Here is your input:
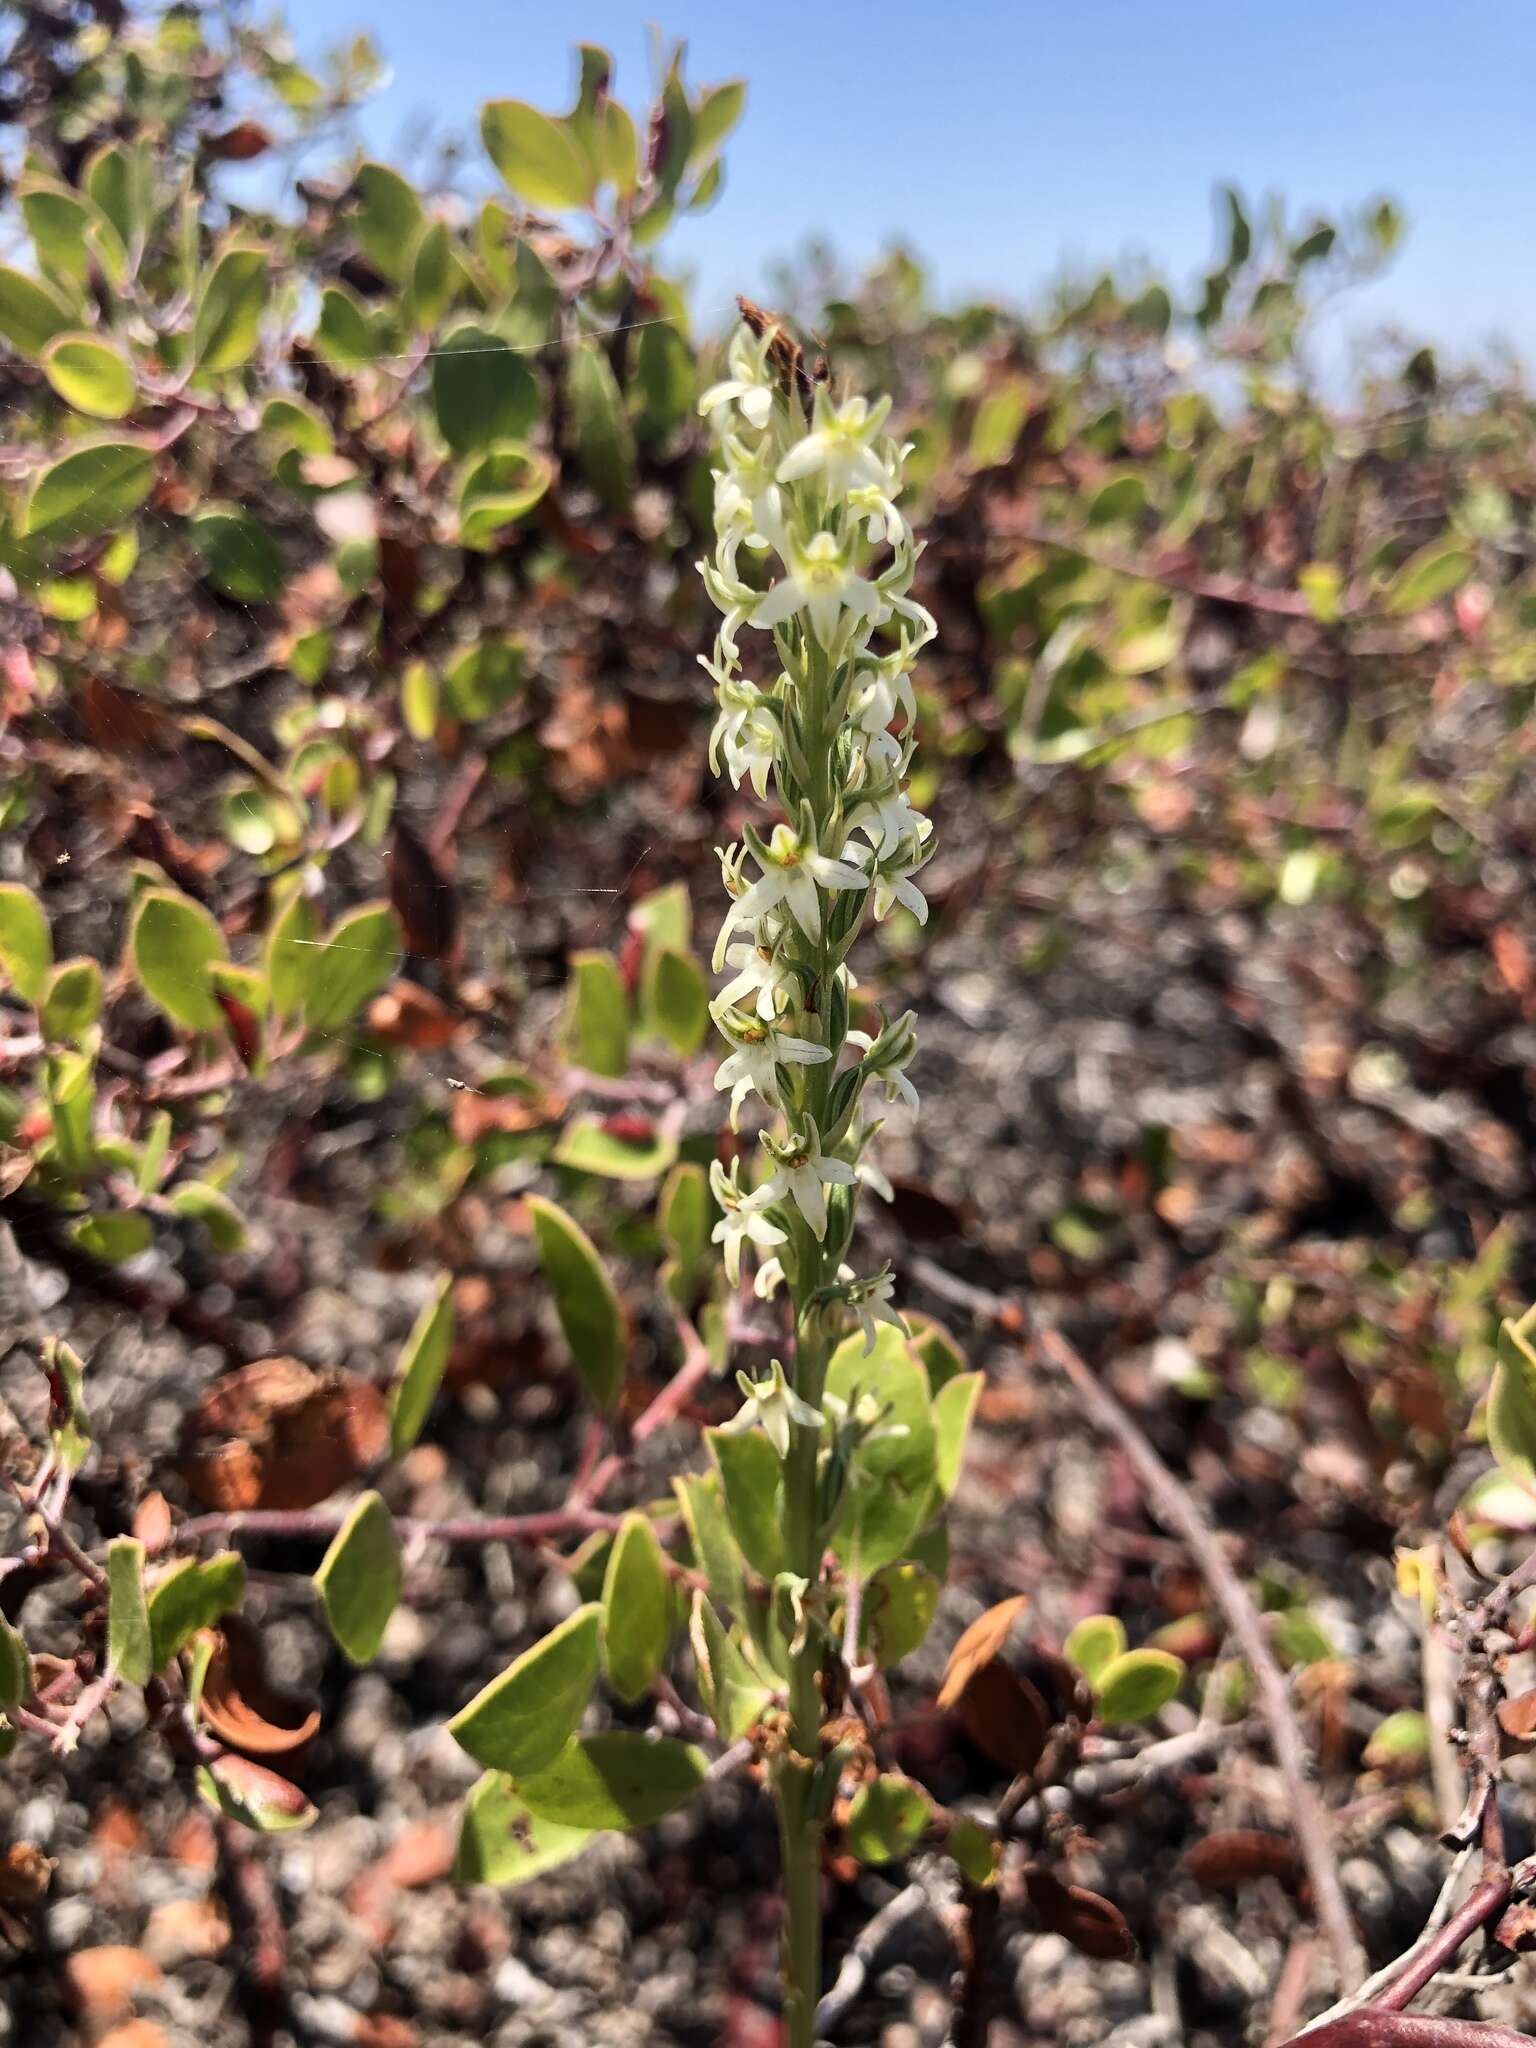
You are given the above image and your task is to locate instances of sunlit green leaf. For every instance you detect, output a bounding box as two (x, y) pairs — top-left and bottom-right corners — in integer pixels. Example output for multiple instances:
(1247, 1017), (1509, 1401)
(601, 1512), (672, 1704)
(389, 1273), (455, 1455)
(314, 1491), (402, 1666)
(448, 1603), (602, 1774)
(526, 1195), (625, 1410)
(107, 1536), (152, 1685)
(515, 1732), (707, 1830)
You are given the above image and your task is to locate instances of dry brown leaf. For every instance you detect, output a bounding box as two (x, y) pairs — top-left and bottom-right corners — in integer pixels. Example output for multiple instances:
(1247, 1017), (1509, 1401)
(1182, 1829), (1306, 1893)
(1025, 1867), (1136, 1960)
(937, 1595), (1030, 1709)
(199, 1614), (322, 1756)
(178, 1357), (389, 1511)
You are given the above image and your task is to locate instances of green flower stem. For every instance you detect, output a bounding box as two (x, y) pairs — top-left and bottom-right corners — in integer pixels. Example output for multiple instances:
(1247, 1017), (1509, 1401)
(778, 1292), (828, 2048)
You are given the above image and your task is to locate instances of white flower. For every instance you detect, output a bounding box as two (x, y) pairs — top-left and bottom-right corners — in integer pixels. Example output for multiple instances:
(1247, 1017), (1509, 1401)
(750, 530), (887, 648)
(757, 1125), (856, 1242)
(718, 1357), (823, 1459)
(850, 784), (932, 859)
(698, 325), (777, 432)
(713, 819), (867, 967)
(753, 1256), (786, 1300)
(853, 833), (933, 925)
(845, 1269), (907, 1354)
(851, 649), (919, 735)
(706, 665), (779, 800)
(847, 1008), (920, 1114)
(713, 1012), (831, 1128)
(716, 938), (794, 1023)
(777, 390), (894, 498)
(709, 1158), (787, 1285)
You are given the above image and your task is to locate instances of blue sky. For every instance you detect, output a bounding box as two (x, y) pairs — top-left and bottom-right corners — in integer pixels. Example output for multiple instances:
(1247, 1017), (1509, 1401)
(287, 0), (1536, 366)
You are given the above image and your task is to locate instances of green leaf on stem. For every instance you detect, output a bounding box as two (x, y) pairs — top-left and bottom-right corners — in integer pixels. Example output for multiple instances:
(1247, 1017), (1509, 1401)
(314, 1491), (403, 1667)
(1063, 1614), (1127, 1687)
(863, 1561), (940, 1668)
(389, 1273), (456, 1455)
(455, 1770), (595, 1885)
(707, 1427), (786, 1580)
(304, 903), (401, 1032)
(846, 1774), (930, 1864)
(1094, 1648), (1184, 1724)
(826, 1326), (937, 1574)
(40, 957), (102, 1042)
(107, 1536), (152, 1685)
(526, 1195), (626, 1410)
(0, 1616), (32, 1709)
(689, 1593), (774, 1742)
(192, 242), (269, 372)
(563, 950), (630, 1078)
(553, 1117), (678, 1182)
(448, 1603), (602, 1775)
(515, 1733), (707, 1830)
(130, 889), (228, 1034)
(481, 101), (593, 210)
(147, 1552), (246, 1671)
(601, 1512), (672, 1704)
(0, 884), (52, 1005)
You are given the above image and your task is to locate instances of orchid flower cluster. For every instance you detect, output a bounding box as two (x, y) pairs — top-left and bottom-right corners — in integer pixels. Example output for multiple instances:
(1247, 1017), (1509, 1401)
(696, 317), (935, 1370)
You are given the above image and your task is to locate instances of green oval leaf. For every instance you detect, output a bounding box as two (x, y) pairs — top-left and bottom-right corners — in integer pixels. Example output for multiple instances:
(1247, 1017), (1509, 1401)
(40, 956), (102, 1042)
(566, 339), (635, 511)
(689, 1593), (774, 1743)
(147, 1552), (246, 1672)
(515, 1732), (707, 1830)
(22, 440), (155, 547)
(0, 884), (52, 1005)
(130, 888), (228, 1034)
(551, 1115), (678, 1182)
(193, 242), (269, 372)
(166, 1180), (247, 1252)
(389, 1273), (456, 1455)
(846, 1774), (930, 1865)
(864, 1561), (940, 1668)
(41, 331), (135, 420)
(190, 504), (285, 602)
(707, 1427), (785, 1581)
(304, 902), (401, 1033)
(432, 324), (539, 455)
(1094, 1647), (1184, 1725)
(0, 1616), (31, 1710)
(651, 947), (709, 1056)
(601, 1512), (672, 1705)
(107, 1535), (152, 1685)
(1385, 541), (1473, 616)
(448, 1603), (602, 1775)
(825, 1325), (938, 1575)
(481, 101), (593, 211)
(455, 1770), (594, 1886)
(72, 1211), (153, 1264)
(314, 1490), (402, 1667)
(1064, 1614), (1128, 1687)
(0, 264), (73, 359)
(526, 1195), (626, 1410)
(563, 949), (629, 1078)
(353, 161), (423, 284)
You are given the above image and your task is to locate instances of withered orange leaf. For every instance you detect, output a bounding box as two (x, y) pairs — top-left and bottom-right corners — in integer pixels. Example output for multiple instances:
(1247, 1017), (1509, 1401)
(199, 1615), (322, 1757)
(179, 1358), (389, 1511)
(937, 1594), (1030, 1710)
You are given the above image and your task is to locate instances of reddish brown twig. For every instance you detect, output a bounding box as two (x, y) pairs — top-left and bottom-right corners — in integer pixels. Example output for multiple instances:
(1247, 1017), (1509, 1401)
(173, 1505), (624, 1548)
(1290, 2017), (1534, 2048)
